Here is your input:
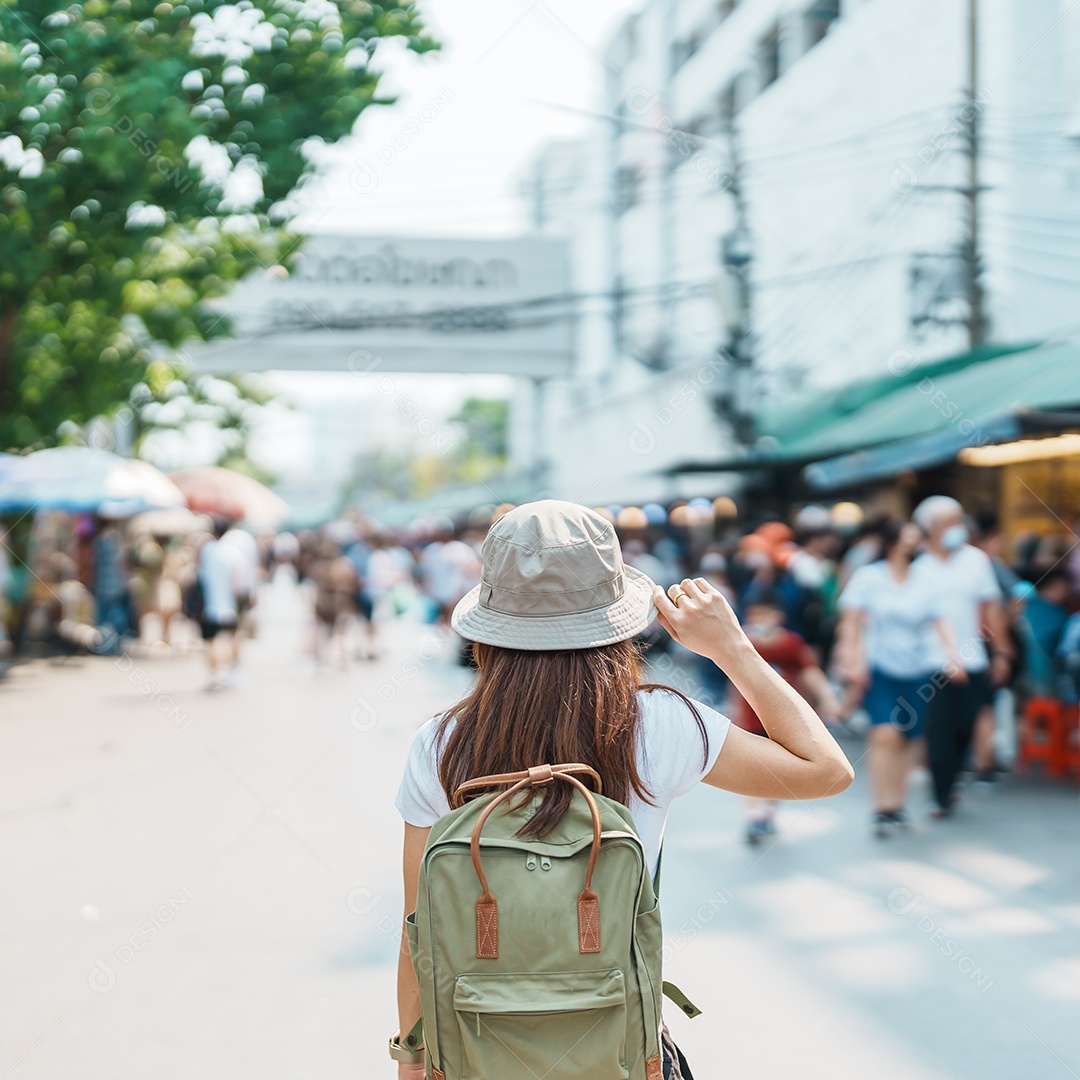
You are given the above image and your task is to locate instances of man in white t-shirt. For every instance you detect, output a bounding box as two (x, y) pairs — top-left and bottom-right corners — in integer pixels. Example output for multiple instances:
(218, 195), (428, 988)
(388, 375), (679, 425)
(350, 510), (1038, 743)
(197, 526), (240, 690)
(911, 496), (1012, 816)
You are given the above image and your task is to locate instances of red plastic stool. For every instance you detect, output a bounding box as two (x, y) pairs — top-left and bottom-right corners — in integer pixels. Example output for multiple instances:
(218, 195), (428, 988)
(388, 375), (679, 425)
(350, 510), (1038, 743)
(1062, 705), (1080, 782)
(1017, 698), (1069, 778)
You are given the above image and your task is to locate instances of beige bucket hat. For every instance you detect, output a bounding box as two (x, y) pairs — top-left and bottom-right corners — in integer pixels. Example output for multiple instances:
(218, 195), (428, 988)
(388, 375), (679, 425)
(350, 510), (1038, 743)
(451, 499), (657, 651)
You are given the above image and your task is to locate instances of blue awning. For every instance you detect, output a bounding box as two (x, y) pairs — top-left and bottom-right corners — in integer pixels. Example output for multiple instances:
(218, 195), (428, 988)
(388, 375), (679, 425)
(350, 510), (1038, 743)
(804, 415), (1024, 490)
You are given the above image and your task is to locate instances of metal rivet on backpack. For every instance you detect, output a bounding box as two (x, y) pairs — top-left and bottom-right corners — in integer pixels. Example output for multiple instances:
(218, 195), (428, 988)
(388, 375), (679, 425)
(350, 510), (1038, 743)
(540, 856), (552, 871)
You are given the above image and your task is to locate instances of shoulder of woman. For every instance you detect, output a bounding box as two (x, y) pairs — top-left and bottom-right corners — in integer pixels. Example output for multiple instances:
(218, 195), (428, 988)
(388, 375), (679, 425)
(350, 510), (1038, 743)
(637, 685), (707, 726)
(401, 712), (450, 757)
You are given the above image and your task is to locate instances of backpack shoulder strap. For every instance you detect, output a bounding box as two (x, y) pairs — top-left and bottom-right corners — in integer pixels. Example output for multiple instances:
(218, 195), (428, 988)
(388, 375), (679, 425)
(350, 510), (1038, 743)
(403, 1016), (424, 1051)
(651, 846), (703, 1019)
(662, 981), (703, 1019)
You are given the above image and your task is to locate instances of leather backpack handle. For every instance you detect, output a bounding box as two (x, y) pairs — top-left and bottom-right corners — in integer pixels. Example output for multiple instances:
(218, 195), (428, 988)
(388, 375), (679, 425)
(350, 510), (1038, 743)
(467, 764), (604, 958)
(451, 762), (602, 807)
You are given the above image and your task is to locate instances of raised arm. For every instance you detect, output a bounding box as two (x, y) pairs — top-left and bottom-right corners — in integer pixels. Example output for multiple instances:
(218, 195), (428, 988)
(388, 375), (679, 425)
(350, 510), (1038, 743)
(654, 578), (854, 800)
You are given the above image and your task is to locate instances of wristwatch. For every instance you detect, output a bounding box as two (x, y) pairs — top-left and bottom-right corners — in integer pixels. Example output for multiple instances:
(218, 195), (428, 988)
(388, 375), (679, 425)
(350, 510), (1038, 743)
(388, 1031), (425, 1065)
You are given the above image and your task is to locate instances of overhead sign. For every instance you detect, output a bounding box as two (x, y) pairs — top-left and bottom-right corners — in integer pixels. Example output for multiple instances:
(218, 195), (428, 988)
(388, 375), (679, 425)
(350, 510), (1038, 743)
(190, 234), (573, 377)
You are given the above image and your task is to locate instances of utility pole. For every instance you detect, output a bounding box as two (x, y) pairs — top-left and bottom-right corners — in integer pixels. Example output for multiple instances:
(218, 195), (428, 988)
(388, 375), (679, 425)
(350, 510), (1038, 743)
(964, 0), (985, 345)
(719, 122), (756, 445)
(657, 0), (678, 368)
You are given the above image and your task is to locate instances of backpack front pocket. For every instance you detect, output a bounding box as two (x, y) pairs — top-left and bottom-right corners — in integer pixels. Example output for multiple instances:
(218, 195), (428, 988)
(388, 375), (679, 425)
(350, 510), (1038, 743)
(453, 968), (628, 1080)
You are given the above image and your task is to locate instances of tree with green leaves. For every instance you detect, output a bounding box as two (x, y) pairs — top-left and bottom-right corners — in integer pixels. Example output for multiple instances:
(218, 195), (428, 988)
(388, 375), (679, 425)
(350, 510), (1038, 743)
(450, 396), (508, 478)
(0, 0), (436, 450)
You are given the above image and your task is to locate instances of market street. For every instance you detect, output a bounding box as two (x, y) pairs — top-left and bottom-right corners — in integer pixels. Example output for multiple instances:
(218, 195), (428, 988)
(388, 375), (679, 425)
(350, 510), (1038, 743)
(2, 576), (1078, 1080)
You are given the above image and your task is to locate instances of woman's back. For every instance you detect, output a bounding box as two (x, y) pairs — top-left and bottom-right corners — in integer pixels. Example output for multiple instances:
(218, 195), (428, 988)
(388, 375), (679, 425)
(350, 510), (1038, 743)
(390, 501), (853, 1080)
(395, 686), (731, 878)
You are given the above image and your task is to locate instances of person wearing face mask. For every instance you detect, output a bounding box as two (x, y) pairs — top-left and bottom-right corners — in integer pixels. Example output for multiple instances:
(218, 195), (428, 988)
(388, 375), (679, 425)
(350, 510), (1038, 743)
(910, 496), (1013, 817)
(836, 520), (961, 835)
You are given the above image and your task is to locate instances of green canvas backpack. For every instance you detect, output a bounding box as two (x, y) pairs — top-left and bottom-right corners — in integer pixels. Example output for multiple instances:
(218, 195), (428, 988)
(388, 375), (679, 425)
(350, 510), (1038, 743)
(404, 762), (700, 1080)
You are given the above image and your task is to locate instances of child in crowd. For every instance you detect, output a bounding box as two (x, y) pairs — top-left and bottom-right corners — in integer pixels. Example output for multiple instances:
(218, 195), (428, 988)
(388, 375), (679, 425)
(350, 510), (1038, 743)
(732, 591), (842, 844)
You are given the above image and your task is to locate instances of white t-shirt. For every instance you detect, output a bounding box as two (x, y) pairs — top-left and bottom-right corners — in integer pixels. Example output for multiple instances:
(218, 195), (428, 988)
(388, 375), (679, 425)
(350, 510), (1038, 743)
(394, 689), (730, 879)
(198, 540), (238, 624)
(220, 528), (259, 597)
(839, 561), (944, 679)
(911, 545), (1002, 673)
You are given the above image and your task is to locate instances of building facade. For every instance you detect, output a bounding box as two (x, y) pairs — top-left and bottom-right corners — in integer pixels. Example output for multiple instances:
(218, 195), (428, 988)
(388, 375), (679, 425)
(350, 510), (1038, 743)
(525, 0), (1080, 504)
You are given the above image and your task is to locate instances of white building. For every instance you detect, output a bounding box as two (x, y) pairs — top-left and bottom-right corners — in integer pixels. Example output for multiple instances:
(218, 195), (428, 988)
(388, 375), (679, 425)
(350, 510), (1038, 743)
(526, 0), (1080, 503)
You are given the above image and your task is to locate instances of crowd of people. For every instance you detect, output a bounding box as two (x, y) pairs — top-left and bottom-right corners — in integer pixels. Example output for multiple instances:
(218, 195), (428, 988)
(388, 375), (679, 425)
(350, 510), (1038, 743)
(4, 495), (1078, 837)
(627, 496), (1080, 841)
(0, 514), (271, 688)
(280, 495), (1080, 842)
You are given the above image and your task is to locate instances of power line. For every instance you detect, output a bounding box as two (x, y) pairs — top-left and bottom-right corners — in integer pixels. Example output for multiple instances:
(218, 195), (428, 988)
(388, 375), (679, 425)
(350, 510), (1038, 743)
(993, 240), (1080, 265)
(987, 208), (1080, 231)
(1003, 262), (1080, 288)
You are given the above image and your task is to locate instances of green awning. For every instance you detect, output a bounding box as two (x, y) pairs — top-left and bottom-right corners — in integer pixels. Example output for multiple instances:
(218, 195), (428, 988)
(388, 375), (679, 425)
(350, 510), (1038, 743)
(755, 341), (1047, 460)
(664, 339), (1080, 479)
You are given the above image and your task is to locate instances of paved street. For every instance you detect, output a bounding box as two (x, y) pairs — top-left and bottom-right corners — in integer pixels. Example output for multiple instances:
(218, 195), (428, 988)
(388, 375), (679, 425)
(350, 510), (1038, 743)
(2, 576), (1078, 1080)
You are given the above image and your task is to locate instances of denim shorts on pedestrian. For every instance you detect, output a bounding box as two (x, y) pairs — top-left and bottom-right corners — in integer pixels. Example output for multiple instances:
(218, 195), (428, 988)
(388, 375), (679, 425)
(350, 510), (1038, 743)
(866, 669), (930, 739)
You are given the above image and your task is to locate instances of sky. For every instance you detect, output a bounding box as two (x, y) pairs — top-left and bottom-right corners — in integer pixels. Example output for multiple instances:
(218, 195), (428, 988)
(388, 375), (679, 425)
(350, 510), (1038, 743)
(298, 0), (633, 238)
(240, 0), (639, 487)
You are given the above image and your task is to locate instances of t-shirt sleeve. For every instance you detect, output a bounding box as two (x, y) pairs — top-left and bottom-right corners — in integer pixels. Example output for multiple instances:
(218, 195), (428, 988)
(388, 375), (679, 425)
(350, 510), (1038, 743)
(921, 576), (948, 621)
(838, 564), (871, 611)
(638, 689), (730, 801)
(971, 549), (1004, 602)
(394, 717), (452, 827)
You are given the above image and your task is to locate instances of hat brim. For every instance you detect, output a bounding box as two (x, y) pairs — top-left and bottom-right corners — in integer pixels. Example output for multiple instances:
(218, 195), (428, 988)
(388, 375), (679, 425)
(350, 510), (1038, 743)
(450, 564), (658, 651)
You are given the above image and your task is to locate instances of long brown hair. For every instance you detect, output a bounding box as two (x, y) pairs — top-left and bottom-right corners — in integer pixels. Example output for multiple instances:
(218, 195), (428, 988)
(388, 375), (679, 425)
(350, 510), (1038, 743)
(436, 639), (709, 838)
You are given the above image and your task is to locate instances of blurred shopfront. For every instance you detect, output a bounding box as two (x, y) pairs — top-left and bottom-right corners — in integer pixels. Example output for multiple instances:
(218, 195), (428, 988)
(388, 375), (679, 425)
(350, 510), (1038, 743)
(666, 340), (1080, 536)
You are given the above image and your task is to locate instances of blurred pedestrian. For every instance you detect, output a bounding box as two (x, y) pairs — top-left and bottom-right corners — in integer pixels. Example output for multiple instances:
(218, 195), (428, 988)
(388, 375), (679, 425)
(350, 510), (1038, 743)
(368, 530), (416, 617)
(911, 496), (1013, 816)
(51, 553), (100, 655)
(420, 526), (480, 627)
(220, 525), (260, 679)
(197, 522), (240, 690)
(836, 520), (960, 835)
(272, 531), (300, 582)
(1015, 570), (1070, 697)
(1057, 606), (1080, 699)
(130, 533), (164, 644)
(418, 519), (454, 624)
(156, 539), (185, 647)
(93, 523), (133, 648)
(311, 539), (359, 669)
(624, 538), (678, 657)
(622, 538), (670, 590)
(836, 519), (885, 592)
(692, 548), (736, 709)
(781, 511), (841, 662)
(971, 514), (1023, 776)
(345, 529), (379, 660)
(0, 527), (11, 662)
(731, 590), (842, 844)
